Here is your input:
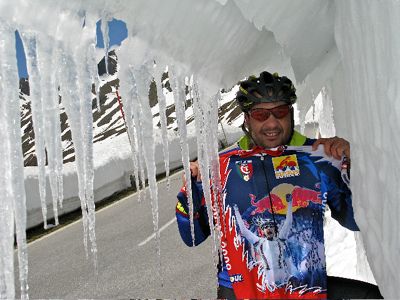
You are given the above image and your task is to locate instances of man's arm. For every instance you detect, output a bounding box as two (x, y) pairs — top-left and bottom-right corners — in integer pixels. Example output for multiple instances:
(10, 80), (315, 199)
(313, 137), (358, 230)
(233, 205), (259, 245)
(321, 158), (359, 231)
(176, 175), (210, 247)
(278, 194), (293, 240)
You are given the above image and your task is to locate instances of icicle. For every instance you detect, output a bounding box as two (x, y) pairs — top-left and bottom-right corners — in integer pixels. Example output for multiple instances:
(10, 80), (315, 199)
(37, 35), (64, 226)
(20, 32), (48, 229)
(123, 67), (147, 201)
(169, 66), (196, 245)
(0, 23), (29, 300)
(20, 31), (64, 229)
(93, 70), (101, 114)
(125, 75), (147, 200)
(195, 83), (226, 269)
(134, 102), (148, 203)
(0, 109), (16, 300)
(127, 124), (143, 198)
(125, 106), (147, 202)
(118, 65), (146, 201)
(75, 17), (99, 267)
(57, 46), (89, 256)
(53, 42), (65, 209)
(319, 87), (336, 138)
(94, 23), (102, 113)
(152, 63), (170, 189)
(95, 80), (102, 113)
(55, 14), (98, 266)
(130, 62), (163, 284)
(190, 76), (220, 290)
(100, 13), (112, 75)
(208, 91), (225, 231)
(0, 33), (17, 298)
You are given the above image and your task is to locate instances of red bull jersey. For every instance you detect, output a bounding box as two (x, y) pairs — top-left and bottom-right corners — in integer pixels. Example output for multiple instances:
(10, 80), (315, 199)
(176, 135), (358, 299)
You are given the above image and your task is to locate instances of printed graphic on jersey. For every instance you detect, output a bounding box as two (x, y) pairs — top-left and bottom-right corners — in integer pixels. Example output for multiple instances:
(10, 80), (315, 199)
(236, 160), (253, 181)
(249, 183), (322, 215)
(272, 154), (300, 179)
(231, 187), (326, 296)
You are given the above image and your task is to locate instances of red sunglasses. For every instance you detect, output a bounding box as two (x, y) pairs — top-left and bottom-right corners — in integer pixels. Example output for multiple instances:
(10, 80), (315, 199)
(248, 105), (292, 122)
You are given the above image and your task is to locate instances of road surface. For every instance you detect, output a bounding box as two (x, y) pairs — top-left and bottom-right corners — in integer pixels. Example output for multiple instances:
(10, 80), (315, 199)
(16, 171), (216, 299)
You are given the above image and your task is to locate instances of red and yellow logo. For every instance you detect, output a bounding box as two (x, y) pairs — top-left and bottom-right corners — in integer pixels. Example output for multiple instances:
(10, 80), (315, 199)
(272, 154), (300, 179)
(250, 183), (322, 215)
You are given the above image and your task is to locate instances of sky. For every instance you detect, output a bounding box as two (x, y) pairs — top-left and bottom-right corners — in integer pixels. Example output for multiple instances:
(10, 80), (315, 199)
(15, 18), (127, 78)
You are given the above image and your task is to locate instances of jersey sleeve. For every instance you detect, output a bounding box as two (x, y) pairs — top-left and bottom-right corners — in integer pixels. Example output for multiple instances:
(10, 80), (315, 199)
(321, 158), (359, 231)
(176, 177), (211, 246)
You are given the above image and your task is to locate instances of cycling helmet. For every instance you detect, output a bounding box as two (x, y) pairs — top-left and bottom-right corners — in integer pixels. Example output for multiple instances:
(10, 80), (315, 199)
(236, 71), (297, 112)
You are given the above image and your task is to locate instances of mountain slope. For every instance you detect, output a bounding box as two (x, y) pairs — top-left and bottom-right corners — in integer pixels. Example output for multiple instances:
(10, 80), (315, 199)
(20, 50), (241, 166)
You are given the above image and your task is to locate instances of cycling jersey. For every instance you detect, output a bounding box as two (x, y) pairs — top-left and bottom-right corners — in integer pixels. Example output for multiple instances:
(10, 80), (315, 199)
(176, 131), (358, 299)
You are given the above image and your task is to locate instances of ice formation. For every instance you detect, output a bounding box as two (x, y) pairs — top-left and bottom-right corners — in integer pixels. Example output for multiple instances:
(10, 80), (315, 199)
(0, 22), (28, 300)
(0, 0), (399, 298)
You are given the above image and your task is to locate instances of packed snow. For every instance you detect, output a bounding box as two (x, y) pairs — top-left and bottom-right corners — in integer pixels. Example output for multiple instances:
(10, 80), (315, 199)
(0, 0), (398, 298)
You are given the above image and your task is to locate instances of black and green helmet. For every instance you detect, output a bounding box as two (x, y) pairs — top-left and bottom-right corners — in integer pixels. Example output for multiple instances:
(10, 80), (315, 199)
(236, 71), (297, 112)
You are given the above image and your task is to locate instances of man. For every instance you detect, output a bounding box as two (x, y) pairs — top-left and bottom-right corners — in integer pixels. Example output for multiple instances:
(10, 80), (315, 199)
(175, 71), (358, 299)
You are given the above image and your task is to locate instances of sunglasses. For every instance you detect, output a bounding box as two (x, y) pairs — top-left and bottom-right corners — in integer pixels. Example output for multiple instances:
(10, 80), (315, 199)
(248, 105), (292, 122)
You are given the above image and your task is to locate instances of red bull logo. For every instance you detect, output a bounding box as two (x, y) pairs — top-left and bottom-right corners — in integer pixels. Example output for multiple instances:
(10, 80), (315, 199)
(250, 193), (286, 215)
(249, 184), (322, 215)
(272, 155), (300, 179)
(292, 186), (321, 206)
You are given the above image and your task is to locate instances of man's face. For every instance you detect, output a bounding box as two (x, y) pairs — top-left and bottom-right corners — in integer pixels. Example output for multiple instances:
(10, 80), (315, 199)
(245, 101), (293, 149)
(263, 226), (275, 240)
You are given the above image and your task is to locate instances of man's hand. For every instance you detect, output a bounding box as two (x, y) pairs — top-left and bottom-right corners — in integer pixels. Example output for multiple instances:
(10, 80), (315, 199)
(190, 161), (202, 182)
(286, 194), (292, 203)
(182, 161), (202, 185)
(312, 136), (350, 160)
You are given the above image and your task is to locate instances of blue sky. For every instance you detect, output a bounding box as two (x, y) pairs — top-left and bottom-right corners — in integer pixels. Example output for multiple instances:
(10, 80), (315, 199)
(16, 18), (127, 78)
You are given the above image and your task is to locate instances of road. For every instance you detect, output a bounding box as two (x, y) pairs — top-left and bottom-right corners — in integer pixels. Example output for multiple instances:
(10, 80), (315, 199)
(17, 171), (216, 299)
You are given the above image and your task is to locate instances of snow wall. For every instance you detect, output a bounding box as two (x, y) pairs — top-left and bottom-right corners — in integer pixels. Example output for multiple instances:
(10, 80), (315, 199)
(0, 0), (399, 298)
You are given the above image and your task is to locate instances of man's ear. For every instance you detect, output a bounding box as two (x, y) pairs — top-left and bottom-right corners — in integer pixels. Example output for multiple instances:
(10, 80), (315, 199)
(244, 113), (249, 124)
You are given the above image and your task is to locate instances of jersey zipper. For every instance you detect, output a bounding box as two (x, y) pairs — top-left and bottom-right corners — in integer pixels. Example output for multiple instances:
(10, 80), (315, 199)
(260, 153), (279, 237)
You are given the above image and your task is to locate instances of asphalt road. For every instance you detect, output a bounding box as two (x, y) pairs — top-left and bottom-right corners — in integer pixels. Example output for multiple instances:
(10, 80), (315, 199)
(16, 171), (216, 299)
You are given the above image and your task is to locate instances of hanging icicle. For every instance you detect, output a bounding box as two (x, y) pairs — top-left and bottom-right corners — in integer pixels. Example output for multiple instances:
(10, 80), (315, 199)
(152, 63), (171, 190)
(100, 13), (112, 75)
(75, 15), (99, 266)
(117, 68), (145, 202)
(169, 66), (196, 245)
(130, 62), (163, 284)
(58, 46), (90, 256)
(37, 34), (64, 226)
(0, 23), (29, 300)
(20, 32), (49, 230)
(55, 12), (98, 266)
(190, 75), (221, 290)
(52, 40), (65, 210)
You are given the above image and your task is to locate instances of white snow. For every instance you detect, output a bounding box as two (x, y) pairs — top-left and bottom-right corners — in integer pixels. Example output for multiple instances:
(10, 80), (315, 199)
(0, 0), (398, 298)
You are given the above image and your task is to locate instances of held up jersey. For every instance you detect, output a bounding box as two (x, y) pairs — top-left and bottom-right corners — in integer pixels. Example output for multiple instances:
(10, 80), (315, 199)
(176, 135), (358, 299)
